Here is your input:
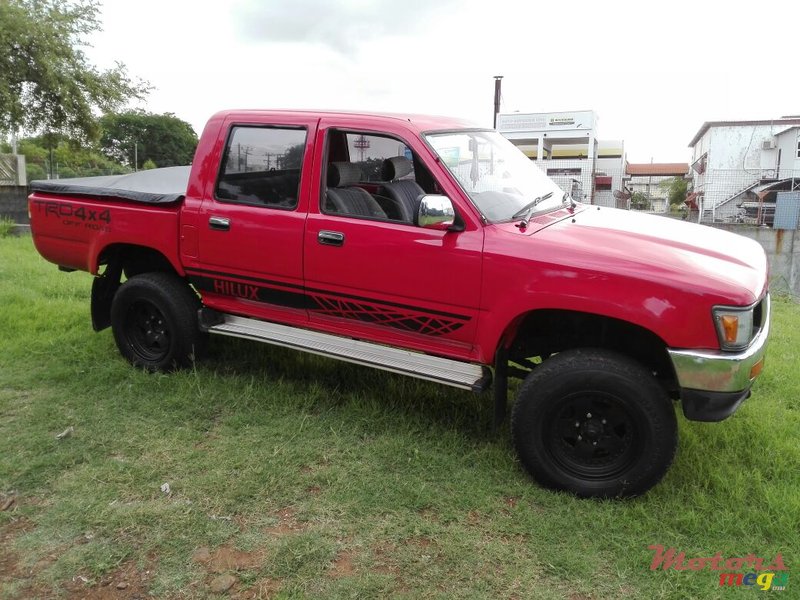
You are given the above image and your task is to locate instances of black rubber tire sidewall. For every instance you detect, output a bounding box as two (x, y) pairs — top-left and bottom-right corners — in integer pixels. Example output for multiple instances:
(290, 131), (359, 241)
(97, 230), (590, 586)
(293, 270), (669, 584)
(511, 348), (677, 498)
(110, 272), (206, 371)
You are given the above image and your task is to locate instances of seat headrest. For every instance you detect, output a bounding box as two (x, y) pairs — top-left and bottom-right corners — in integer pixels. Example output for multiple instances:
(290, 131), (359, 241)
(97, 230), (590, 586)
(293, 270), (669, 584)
(381, 156), (413, 181)
(328, 162), (363, 187)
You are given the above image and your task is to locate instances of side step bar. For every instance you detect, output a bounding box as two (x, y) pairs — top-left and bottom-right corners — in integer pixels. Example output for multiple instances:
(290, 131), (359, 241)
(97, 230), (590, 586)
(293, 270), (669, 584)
(203, 312), (490, 392)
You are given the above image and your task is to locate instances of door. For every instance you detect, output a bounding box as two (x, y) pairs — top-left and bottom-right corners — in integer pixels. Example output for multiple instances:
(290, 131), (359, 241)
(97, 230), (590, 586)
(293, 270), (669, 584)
(189, 116), (318, 326)
(303, 124), (484, 359)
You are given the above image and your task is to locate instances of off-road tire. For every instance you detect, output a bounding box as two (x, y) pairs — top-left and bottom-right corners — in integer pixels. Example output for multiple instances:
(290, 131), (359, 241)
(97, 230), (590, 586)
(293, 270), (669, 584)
(110, 272), (206, 371)
(511, 348), (677, 498)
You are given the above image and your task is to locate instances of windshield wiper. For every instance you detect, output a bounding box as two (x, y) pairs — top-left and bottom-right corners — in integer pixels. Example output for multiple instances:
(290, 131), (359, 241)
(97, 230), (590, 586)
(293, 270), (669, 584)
(512, 191), (553, 229)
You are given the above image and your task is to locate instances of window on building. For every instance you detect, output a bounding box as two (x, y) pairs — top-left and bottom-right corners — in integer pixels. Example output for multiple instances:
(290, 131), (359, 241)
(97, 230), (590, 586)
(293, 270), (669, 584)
(796, 139), (800, 159)
(546, 168), (581, 176)
(215, 126), (307, 209)
(595, 175), (612, 191)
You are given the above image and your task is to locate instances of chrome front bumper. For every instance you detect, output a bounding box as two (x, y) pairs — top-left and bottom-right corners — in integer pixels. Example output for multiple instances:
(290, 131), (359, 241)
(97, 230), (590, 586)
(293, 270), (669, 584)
(667, 295), (770, 421)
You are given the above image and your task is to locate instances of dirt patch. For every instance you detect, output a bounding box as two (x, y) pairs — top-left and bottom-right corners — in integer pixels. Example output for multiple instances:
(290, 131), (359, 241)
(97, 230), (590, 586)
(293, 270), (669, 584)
(504, 496), (519, 509)
(191, 544), (275, 597)
(305, 485), (322, 496)
(417, 507), (438, 522)
(192, 544), (263, 573)
(263, 507), (306, 536)
(1, 511), (156, 600)
(234, 577), (282, 599)
(328, 550), (356, 578)
(407, 536), (433, 549)
(61, 559), (154, 600)
(370, 542), (399, 575)
(0, 516), (34, 593)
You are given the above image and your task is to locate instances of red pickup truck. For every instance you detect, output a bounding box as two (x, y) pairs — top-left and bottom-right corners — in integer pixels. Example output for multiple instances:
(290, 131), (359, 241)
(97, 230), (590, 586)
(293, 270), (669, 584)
(29, 110), (770, 498)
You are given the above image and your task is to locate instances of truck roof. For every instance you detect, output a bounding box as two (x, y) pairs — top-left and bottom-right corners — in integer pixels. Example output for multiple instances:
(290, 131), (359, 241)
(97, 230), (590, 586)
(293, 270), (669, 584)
(209, 109), (482, 133)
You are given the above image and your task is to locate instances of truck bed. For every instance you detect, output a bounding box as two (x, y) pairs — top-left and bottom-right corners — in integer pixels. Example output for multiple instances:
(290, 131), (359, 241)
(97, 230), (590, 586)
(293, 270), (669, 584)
(28, 167), (188, 274)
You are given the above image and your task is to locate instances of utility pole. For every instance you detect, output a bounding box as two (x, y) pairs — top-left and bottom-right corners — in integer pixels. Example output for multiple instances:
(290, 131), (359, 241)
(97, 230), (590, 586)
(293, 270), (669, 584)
(493, 75), (503, 129)
(134, 142), (138, 172)
(353, 135), (370, 163)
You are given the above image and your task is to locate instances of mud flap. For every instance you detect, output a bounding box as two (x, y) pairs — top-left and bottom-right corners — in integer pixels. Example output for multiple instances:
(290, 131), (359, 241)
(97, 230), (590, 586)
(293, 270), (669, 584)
(91, 263), (122, 331)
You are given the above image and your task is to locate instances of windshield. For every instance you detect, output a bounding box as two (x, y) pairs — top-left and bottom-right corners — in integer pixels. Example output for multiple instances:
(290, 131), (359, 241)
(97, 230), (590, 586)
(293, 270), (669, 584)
(425, 130), (570, 222)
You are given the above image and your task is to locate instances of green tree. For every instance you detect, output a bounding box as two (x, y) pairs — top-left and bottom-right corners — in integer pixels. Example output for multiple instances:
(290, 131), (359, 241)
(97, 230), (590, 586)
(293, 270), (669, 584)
(0, 0), (148, 140)
(15, 134), (129, 179)
(660, 176), (689, 209)
(99, 111), (198, 169)
(630, 191), (651, 211)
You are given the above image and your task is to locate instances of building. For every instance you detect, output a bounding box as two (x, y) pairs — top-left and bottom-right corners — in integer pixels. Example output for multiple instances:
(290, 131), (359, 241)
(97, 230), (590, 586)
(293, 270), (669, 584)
(687, 117), (800, 221)
(624, 163), (689, 212)
(0, 154), (28, 224)
(496, 110), (625, 207)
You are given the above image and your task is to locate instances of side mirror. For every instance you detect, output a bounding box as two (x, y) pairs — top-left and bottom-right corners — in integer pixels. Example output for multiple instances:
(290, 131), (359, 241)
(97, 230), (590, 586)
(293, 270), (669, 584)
(417, 195), (456, 230)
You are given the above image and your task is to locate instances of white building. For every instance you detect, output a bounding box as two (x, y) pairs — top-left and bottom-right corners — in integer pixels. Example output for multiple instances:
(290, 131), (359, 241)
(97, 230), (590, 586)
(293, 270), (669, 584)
(496, 110), (625, 207)
(687, 117), (800, 221)
(625, 163), (689, 212)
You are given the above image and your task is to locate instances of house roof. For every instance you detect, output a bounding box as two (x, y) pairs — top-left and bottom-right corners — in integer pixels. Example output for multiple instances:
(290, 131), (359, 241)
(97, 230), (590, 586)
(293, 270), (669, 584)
(775, 125), (800, 137)
(626, 163), (689, 176)
(688, 119), (800, 147)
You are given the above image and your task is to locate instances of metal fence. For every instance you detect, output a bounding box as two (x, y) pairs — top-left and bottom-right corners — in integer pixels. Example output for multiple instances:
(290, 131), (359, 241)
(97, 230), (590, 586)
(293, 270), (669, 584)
(0, 154), (20, 186)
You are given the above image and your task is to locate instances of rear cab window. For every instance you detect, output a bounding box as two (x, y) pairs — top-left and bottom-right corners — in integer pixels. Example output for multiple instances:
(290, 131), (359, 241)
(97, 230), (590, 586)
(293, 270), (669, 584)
(215, 126), (307, 209)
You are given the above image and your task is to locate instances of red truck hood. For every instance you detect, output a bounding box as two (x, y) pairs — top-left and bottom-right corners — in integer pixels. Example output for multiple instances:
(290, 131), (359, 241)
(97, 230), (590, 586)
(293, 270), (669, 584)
(520, 206), (769, 305)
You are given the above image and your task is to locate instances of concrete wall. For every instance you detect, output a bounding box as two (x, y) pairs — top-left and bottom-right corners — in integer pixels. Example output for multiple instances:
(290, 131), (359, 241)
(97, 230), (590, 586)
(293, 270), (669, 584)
(0, 186), (28, 224)
(710, 223), (799, 298)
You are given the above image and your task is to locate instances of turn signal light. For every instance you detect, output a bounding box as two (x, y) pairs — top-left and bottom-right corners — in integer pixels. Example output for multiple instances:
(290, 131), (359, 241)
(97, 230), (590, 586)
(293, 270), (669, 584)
(720, 315), (739, 343)
(750, 358), (765, 379)
(713, 306), (755, 351)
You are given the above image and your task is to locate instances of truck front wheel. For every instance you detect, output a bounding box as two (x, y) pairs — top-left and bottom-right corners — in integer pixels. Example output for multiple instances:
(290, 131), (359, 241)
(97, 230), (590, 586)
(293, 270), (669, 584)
(110, 272), (207, 371)
(511, 348), (677, 498)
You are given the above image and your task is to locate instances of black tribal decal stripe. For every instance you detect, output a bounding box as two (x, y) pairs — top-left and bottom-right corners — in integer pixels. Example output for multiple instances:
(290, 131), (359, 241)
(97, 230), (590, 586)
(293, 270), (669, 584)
(186, 269), (469, 337)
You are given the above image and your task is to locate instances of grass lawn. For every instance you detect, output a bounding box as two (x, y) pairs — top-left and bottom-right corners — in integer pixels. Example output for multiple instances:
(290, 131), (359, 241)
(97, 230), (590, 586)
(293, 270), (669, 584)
(0, 234), (797, 599)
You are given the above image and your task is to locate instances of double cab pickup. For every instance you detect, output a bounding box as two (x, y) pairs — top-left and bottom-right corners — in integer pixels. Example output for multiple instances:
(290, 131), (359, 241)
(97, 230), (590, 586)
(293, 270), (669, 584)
(29, 110), (771, 497)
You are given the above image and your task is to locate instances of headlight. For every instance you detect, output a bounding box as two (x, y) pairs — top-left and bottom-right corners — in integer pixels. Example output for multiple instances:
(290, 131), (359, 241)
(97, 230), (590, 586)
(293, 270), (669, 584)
(713, 306), (755, 350)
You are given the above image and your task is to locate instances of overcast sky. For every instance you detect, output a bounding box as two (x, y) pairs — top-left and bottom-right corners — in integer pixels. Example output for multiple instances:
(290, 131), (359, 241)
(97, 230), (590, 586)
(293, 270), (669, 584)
(86, 0), (800, 163)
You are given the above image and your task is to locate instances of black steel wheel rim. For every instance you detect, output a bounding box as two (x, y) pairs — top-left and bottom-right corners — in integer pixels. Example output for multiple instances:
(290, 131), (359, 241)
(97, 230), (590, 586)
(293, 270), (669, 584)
(124, 300), (170, 362)
(545, 391), (642, 480)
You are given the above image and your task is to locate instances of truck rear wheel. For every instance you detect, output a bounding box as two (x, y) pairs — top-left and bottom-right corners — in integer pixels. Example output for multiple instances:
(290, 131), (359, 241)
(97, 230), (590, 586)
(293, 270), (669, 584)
(511, 348), (677, 498)
(110, 272), (206, 371)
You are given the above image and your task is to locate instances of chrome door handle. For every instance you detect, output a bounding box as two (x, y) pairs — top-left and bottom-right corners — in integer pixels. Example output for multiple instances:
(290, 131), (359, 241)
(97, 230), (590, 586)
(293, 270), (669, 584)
(318, 230), (345, 246)
(209, 216), (230, 231)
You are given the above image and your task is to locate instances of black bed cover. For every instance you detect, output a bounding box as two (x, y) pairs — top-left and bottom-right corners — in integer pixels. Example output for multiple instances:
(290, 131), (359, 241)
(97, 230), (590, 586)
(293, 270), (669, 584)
(30, 166), (191, 204)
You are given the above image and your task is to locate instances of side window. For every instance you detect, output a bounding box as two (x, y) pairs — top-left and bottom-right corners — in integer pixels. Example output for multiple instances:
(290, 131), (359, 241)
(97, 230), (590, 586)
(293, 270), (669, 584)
(346, 133), (415, 182)
(215, 126), (307, 209)
(322, 130), (435, 224)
